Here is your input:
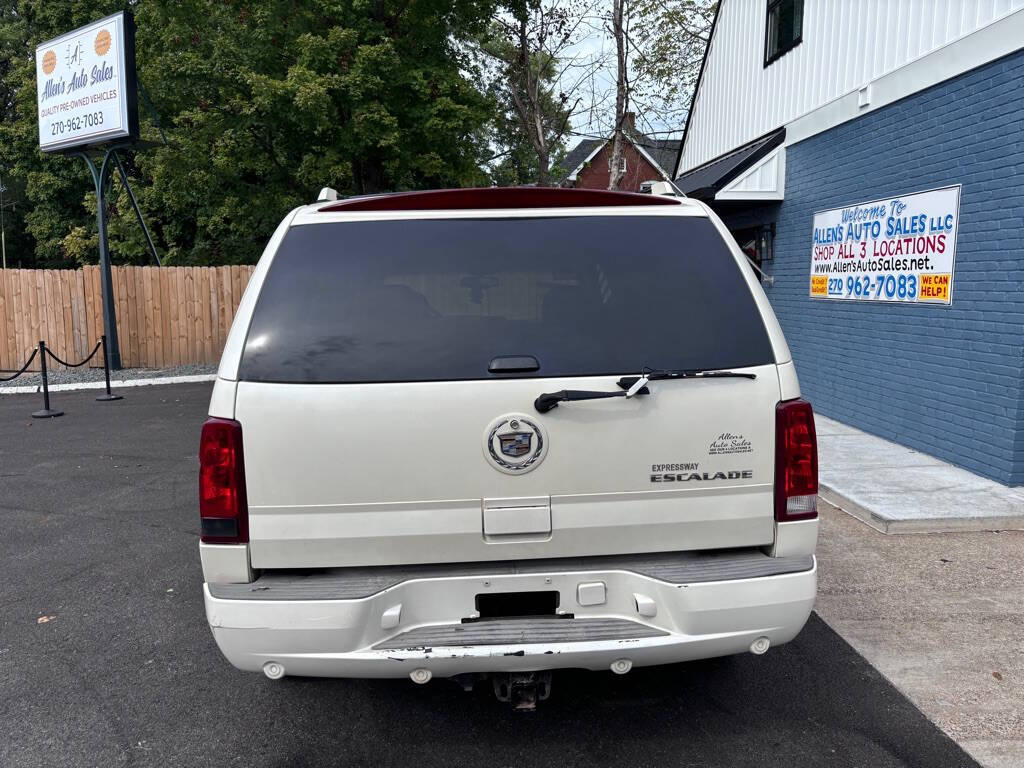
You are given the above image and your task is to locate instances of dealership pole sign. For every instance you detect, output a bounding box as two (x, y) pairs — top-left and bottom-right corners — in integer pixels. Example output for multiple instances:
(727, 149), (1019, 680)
(32, 11), (145, 370)
(809, 185), (960, 305)
(35, 11), (139, 152)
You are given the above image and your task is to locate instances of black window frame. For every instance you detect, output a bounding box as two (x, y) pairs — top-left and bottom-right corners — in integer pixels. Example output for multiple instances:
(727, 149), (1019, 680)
(763, 0), (803, 67)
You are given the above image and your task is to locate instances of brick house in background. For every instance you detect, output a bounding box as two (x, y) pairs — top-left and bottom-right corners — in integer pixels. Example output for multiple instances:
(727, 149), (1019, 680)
(560, 114), (680, 192)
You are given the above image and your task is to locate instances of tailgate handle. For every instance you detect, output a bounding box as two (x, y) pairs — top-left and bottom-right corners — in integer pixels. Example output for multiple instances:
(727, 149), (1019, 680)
(482, 496), (551, 538)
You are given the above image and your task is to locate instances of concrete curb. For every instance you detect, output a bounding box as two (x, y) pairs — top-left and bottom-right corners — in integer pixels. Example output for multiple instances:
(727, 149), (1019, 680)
(820, 485), (1024, 534)
(0, 374), (216, 395)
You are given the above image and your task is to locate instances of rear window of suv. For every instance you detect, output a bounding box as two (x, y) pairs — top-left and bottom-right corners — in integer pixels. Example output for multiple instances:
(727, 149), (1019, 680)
(239, 215), (774, 383)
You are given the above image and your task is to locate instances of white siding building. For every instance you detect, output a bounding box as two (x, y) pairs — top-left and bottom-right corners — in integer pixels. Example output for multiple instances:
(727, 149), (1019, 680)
(678, 0), (1024, 183)
(672, 0), (1024, 486)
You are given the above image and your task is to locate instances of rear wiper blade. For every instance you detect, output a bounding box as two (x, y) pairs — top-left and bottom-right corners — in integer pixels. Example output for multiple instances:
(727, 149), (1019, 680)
(617, 368), (757, 390)
(534, 387), (649, 414)
(534, 368), (755, 414)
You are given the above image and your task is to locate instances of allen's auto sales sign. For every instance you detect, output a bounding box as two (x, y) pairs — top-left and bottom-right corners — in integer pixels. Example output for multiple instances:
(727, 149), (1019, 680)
(35, 12), (138, 152)
(810, 185), (960, 305)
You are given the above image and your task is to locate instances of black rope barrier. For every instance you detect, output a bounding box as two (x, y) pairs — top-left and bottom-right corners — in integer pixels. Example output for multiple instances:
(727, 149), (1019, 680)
(42, 338), (102, 368)
(0, 347), (38, 382)
(25, 335), (124, 418)
(31, 341), (63, 418)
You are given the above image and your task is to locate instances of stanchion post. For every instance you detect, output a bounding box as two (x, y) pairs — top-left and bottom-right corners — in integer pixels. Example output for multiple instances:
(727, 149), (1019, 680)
(96, 334), (123, 402)
(31, 340), (64, 418)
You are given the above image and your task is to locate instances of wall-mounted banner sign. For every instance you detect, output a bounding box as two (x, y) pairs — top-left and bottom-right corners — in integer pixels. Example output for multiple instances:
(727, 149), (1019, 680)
(809, 185), (960, 305)
(35, 11), (139, 152)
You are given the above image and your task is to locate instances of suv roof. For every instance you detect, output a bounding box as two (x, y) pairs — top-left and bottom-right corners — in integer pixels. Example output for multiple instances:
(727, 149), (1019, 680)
(315, 186), (684, 213)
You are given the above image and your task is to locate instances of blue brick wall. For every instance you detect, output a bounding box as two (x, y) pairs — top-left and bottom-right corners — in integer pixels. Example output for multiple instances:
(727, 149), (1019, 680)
(723, 51), (1024, 485)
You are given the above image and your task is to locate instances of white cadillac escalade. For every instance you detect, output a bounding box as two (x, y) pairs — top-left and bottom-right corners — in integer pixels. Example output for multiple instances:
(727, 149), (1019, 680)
(198, 187), (818, 707)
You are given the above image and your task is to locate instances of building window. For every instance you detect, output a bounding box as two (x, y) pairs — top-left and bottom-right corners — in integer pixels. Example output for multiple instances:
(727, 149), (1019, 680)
(609, 155), (627, 174)
(764, 0), (803, 66)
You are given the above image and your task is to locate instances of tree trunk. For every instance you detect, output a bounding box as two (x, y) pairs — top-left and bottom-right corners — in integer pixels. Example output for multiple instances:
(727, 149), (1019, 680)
(608, 0), (628, 190)
(536, 148), (551, 187)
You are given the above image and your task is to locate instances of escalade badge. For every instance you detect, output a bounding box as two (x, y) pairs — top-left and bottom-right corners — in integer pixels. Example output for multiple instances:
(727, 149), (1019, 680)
(483, 414), (547, 474)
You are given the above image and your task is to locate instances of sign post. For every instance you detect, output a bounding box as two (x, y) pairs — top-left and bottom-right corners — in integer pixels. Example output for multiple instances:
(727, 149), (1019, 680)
(0, 175), (12, 269)
(35, 11), (142, 369)
(76, 148), (123, 368)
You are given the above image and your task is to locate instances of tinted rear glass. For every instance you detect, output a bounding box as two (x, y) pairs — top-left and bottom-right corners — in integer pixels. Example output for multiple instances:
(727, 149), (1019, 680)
(240, 216), (774, 383)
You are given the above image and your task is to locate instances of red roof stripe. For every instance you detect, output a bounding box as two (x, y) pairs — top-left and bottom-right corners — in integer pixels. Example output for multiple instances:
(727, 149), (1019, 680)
(318, 187), (681, 212)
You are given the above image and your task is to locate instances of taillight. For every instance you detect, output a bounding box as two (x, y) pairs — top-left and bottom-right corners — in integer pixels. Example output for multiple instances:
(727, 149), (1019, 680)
(199, 417), (248, 543)
(775, 399), (818, 522)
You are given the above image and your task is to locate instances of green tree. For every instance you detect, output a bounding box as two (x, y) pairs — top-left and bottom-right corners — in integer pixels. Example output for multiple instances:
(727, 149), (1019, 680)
(0, 0), (497, 267)
(482, 27), (571, 187)
(479, 2), (598, 187)
(629, 0), (715, 124)
(0, 5), (30, 268)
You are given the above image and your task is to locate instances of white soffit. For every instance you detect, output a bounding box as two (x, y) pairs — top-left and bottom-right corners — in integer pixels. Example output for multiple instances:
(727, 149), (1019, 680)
(715, 147), (786, 201)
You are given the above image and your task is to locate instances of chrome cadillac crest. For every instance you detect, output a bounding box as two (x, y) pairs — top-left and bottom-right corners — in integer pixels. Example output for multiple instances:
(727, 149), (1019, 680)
(483, 414), (547, 474)
(499, 432), (532, 457)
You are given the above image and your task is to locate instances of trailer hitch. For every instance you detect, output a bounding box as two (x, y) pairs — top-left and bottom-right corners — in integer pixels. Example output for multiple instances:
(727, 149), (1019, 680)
(492, 671), (552, 710)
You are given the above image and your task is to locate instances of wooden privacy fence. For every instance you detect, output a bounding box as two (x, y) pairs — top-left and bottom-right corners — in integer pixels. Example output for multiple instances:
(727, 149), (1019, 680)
(0, 265), (255, 372)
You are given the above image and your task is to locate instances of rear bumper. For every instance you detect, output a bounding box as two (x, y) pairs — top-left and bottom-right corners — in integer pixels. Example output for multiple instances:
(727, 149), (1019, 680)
(203, 553), (816, 678)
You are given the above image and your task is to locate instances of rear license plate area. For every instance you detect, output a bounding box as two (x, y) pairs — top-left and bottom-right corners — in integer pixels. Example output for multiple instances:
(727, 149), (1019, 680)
(468, 591), (564, 622)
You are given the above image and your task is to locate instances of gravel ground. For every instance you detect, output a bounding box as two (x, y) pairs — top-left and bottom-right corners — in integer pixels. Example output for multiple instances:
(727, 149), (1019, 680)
(0, 362), (216, 389)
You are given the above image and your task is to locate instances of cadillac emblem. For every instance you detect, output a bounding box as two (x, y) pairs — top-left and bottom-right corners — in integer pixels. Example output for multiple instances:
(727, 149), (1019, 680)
(499, 431), (532, 457)
(483, 414), (547, 474)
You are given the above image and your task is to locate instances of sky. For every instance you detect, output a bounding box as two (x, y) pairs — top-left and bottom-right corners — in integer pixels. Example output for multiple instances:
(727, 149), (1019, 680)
(556, 3), (692, 145)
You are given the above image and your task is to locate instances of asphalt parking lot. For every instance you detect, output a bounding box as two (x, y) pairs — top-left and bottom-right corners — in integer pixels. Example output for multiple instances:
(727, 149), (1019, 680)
(0, 382), (980, 767)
